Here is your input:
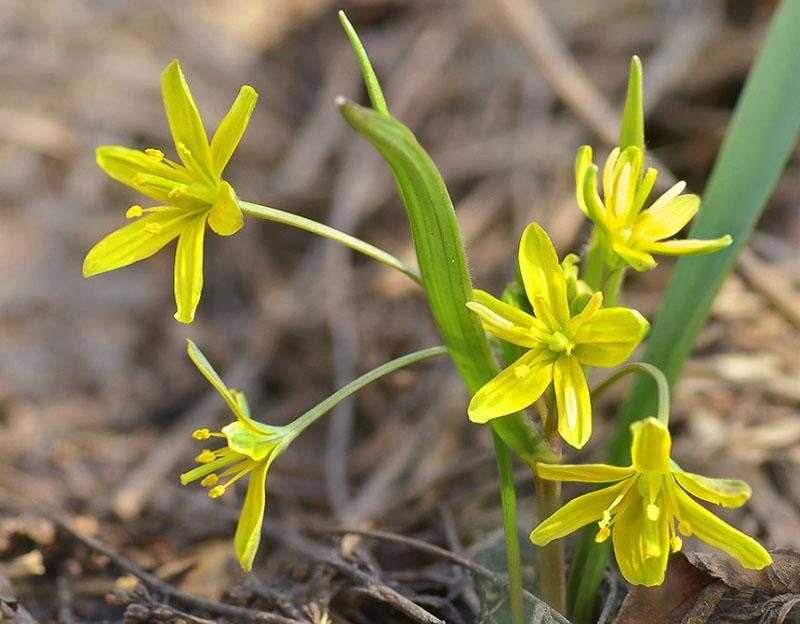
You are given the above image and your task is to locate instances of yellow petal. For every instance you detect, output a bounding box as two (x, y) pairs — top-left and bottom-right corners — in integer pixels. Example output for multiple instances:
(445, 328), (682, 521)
(173, 216), (206, 323)
(553, 355), (592, 449)
(612, 486), (670, 586)
(210, 85), (258, 176)
(630, 418), (672, 473)
(208, 181), (244, 236)
(567, 291), (603, 334)
(234, 459), (270, 572)
(572, 308), (649, 367)
(518, 223), (570, 329)
(96, 146), (193, 203)
(83, 208), (191, 277)
(467, 290), (544, 348)
(612, 240), (657, 272)
(537, 463), (634, 483)
(636, 194), (700, 241)
(467, 347), (555, 424)
(530, 479), (631, 546)
(602, 147), (620, 200)
(642, 236), (733, 256)
(631, 167), (657, 216)
(161, 59), (214, 181)
(580, 161), (609, 229)
(672, 485), (772, 570)
(673, 472), (751, 508)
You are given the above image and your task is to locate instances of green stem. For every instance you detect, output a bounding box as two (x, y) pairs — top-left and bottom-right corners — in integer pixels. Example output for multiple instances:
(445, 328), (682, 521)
(284, 346), (447, 442)
(600, 266), (625, 307)
(492, 431), (525, 624)
(240, 201), (421, 285)
(589, 362), (670, 425)
(534, 391), (565, 614)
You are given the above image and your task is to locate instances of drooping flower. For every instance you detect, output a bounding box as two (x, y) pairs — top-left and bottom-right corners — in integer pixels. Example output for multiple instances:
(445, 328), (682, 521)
(575, 145), (732, 272)
(467, 223), (649, 448)
(83, 59), (257, 323)
(180, 340), (288, 571)
(530, 417), (772, 586)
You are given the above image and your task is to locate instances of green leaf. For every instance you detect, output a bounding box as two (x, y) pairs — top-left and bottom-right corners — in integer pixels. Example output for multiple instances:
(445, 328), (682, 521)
(338, 100), (553, 465)
(569, 4), (800, 621)
(618, 56), (644, 152)
(338, 11), (389, 116)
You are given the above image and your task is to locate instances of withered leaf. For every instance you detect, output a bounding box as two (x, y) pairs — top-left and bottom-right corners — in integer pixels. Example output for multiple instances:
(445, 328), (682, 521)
(686, 549), (800, 594)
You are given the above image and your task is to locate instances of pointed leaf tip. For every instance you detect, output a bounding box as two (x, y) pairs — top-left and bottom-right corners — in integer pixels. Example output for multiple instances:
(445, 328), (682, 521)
(619, 55), (645, 152)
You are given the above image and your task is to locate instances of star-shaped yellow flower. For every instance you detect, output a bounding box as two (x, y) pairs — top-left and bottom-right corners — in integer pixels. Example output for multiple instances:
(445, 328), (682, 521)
(83, 59), (257, 323)
(467, 223), (649, 448)
(530, 417), (772, 586)
(180, 340), (287, 571)
(575, 145), (732, 271)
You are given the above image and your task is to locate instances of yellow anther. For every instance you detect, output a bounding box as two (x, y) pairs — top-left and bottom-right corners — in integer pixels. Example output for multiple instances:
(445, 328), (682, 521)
(177, 142), (191, 156)
(513, 364), (531, 378)
(646, 503), (660, 521)
(126, 205), (143, 219)
(132, 174), (145, 186)
(595, 527), (611, 543)
(195, 449), (216, 464)
(599, 510), (612, 529)
(208, 485), (225, 499)
(200, 474), (219, 487)
(678, 520), (692, 536)
(144, 223), (162, 235)
(192, 428), (211, 440)
(145, 148), (164, 161)
(670, 535), (683, 552)
(168, 187), (185, 199)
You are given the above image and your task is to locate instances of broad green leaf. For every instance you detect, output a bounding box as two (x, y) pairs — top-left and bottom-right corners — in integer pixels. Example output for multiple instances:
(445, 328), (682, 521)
(338, 101), (553, 465)
(569, 3), (800, 621)
(618, 56), (644, 152)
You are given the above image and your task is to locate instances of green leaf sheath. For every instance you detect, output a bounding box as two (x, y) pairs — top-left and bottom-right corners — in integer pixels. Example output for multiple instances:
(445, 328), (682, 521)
(338, 100), (553, 465)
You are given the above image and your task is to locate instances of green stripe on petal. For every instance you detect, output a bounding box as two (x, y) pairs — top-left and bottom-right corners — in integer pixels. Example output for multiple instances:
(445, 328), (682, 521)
(636, 194), (700, 241)
(234, 459), (270, 572)
(518, 223), (571, 329)
(530, 479), (631, 546)
(672, 485), (772, 570)
(161, 60), (214, 181)
(537, 463), (634, 483)
(612, 486), (670, 586)
(575, 146), (593, 217)
(96, 146), (193, 202)
(630, 418), (671, 473)
(208, 181), (244, 236)
(674, 472), (751, 508)
(642, 236), (733, 256)
(83, 208), (191, 277)
(173, 215), (207, 324)
(553, 354), (592, 449)
(468, 347), (555, 424)
(612, 240), (657, 271)
(210, 85), (257, 176)
(467, 290), (543, 348)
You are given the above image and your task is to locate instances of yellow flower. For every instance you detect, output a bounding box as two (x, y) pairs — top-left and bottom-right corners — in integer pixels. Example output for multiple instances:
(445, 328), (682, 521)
(180, 340), (287, 571)
(467, 223), (649, 448)
(575, 145), (732, 271)
(83, 59), (257, 323)
(530, 417), (772, 586)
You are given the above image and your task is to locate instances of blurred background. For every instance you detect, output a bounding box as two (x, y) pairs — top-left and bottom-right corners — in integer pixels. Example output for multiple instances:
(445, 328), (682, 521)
(0, 0), (798, 621)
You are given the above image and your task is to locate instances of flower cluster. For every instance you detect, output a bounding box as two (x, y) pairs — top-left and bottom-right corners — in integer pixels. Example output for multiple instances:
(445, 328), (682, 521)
(84, 60), (257, 323)
(575, 145), (732, 271)
(530, 418), (772, 585)
(467, 223), (649, 449)
(180, 340), (288, 571)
